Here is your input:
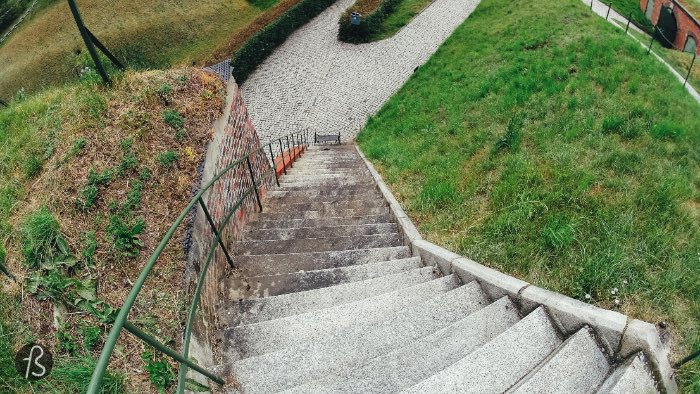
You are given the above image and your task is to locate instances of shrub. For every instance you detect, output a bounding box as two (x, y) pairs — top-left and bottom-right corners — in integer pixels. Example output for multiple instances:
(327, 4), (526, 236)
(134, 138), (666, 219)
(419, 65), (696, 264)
(230, 0), (339, 84)
(142, 349), (176, 391)
(107, 215), (145, 257)
(337, 0), (401, 43)
(21, 206), (67, 268)
(157, 151), (178, 167)
(163, 108), (184, 131)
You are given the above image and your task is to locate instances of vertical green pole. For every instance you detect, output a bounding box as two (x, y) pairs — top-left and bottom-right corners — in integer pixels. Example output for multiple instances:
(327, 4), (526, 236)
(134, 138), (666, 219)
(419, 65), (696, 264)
(625, 12), (632, 33)
(67, 0), (111, 86)
(684, 52), (696, 88)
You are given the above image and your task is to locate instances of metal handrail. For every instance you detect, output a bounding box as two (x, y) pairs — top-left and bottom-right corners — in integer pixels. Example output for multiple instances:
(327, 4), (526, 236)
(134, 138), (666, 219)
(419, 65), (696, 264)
(87, 131), (309, 393)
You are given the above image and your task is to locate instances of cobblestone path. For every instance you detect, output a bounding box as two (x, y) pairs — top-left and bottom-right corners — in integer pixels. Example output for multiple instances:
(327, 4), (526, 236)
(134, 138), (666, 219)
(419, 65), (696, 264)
(240, 0), (481, 142)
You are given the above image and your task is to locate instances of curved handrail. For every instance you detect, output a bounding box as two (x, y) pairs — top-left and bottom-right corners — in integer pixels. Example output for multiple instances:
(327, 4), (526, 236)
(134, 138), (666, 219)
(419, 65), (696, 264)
(88, 131), (309, 393)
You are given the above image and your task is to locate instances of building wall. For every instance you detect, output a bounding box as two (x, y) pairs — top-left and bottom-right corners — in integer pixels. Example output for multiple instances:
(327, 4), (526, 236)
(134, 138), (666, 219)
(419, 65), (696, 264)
(640, 0), (700, 53)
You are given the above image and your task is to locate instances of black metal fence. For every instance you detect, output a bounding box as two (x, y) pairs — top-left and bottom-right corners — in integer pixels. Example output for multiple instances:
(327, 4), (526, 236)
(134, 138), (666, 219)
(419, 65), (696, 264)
(593, 1), (697, 89)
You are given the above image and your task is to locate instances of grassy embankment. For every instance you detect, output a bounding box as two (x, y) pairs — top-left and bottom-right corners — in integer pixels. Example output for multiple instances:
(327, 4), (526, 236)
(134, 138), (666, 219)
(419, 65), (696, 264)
(357, 0), (699, 390)
(607, 0), (654, 33)
(0, 68), (224, 393)
(0, 0), (300, 98)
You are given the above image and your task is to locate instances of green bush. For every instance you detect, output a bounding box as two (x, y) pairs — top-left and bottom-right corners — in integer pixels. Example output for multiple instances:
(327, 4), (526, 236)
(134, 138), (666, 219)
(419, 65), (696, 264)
(338, 0), (402, 43)
(230, 0), (339, 84)
(21, 206), (67, 268)
(157, 151), (178, 167)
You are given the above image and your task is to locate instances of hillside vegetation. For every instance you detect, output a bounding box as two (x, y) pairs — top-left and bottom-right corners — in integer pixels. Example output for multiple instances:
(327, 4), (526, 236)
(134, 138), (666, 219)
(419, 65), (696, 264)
(0, 68), (224, 393)
(0, 0), (291, 98)
(358, 0), (699, 390)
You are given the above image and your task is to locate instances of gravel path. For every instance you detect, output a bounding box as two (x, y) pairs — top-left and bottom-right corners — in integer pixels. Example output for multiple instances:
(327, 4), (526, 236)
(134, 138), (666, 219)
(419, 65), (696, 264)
(240, 0), (481, 142)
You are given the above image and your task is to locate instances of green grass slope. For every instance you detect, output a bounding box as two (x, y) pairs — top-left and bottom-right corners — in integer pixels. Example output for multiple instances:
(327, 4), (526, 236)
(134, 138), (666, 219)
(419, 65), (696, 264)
(357, 0), (699, 389)
(0, 0), (282, 98)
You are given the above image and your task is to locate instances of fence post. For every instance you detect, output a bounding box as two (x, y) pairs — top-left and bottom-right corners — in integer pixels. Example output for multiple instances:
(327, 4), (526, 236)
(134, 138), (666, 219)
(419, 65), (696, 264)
(245, 157), (263, 212)
(606, 2), (612, 20)
(67, 0), (111, 86)
(278, 138), (287, 175)
(684, 52), (696, 87)
(286, 136), (292, 168)
(648, 31), (655, 54)
(268, 144), (280, 186)
(590, 0), (593, 9)
(198, 198), (235, 268)
(625, 12), (632, 33)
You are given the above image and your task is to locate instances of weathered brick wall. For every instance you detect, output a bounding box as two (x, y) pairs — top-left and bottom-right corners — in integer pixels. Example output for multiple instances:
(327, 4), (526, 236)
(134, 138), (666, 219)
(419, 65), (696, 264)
(641, 0), (700, 53)
(187, 76), (274, 382)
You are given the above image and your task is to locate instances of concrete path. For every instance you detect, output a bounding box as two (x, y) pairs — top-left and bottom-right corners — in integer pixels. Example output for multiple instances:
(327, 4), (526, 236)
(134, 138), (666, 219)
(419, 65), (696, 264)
(584, 0), (700, 103)
(239, 0), (481, 142)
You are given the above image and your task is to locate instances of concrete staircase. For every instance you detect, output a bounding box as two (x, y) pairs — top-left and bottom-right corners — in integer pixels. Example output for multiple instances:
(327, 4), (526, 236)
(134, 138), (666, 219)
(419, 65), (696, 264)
(215, 144), (662, 393)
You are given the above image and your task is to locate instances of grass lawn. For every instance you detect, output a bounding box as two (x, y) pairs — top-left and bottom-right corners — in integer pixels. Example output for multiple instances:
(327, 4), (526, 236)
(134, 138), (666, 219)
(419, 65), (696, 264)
(373, 0), (434, 40)
(622, 24), (700, 93)
(0, 68), (224, 392)
(0, 0), (287, 98)
(357, 0), (700, 389)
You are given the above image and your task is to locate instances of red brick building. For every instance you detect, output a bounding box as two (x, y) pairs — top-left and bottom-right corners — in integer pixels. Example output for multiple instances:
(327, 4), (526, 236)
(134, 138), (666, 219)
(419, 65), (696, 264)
(640, 0), (700, 54)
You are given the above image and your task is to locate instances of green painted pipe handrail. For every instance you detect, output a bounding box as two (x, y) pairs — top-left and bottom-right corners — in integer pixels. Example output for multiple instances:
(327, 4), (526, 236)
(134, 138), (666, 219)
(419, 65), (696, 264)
(87, 132), (308, 393)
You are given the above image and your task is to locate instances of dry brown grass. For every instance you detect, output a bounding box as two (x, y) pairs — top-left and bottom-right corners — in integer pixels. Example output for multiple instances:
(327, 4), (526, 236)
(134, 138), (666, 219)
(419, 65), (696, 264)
(0, 0), (295, 98)
(3, 68), (225, 392)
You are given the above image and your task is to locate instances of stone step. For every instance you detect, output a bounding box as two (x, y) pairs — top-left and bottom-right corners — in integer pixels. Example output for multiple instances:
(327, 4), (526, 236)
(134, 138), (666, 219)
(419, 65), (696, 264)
(242, 222), (398, 241)
(596, 353), (659, 394)
(509, 327), (610, 394)
(279, 181), (378, 189)
(220, 262), (430, 325)
(257, 206), (390, 221)
(401, 307), (562, 394)
(221, 257), (422, 303)
(266, 187), (381, 199)
(264, 192), (384, 204)
(264, 199), (388, 212)
(222, 272), (460, 362)
(251, 214), (394, 230)
(286, 296), (521, 394)
(234, 233), (401, 255)
(222, 280), (490, 393)
(269, 184), (379, 194)
(279, 176), (370, 185)
(284, 168), (369, 175)
(233, 246), (411, 276)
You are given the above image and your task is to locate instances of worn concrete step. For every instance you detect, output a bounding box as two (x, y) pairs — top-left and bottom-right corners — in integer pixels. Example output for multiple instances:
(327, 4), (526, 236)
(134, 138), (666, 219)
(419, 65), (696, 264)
(284, 168), (369, 175)
(271, 183), (378, 194)
(221, 257), (422, 304)
(220, 262), (429, 324)
(509, 327), (610, 394)
(264, 199), (388, 212)
(251, 214), (394, 230)
(234, 233), (401, 255)
(280, 175), (371, 183)
(264, 191), (384, 204)
(286, 297), (520, 394)
(223, 272), (459, 362)
(279, 181), (377, 189)
(266, 187), (381, 199)
(401, 307), (562, 394)
(242, 223), (398, 241)
(222, 280), (490, 393)
(257, 206), (390, 221)
(234, 246), (411, 276)
(597, 353), (659, 394)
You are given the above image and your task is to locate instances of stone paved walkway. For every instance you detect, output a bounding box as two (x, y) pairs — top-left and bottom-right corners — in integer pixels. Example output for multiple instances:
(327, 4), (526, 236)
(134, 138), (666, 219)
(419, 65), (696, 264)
(240, 0), (481, 142)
